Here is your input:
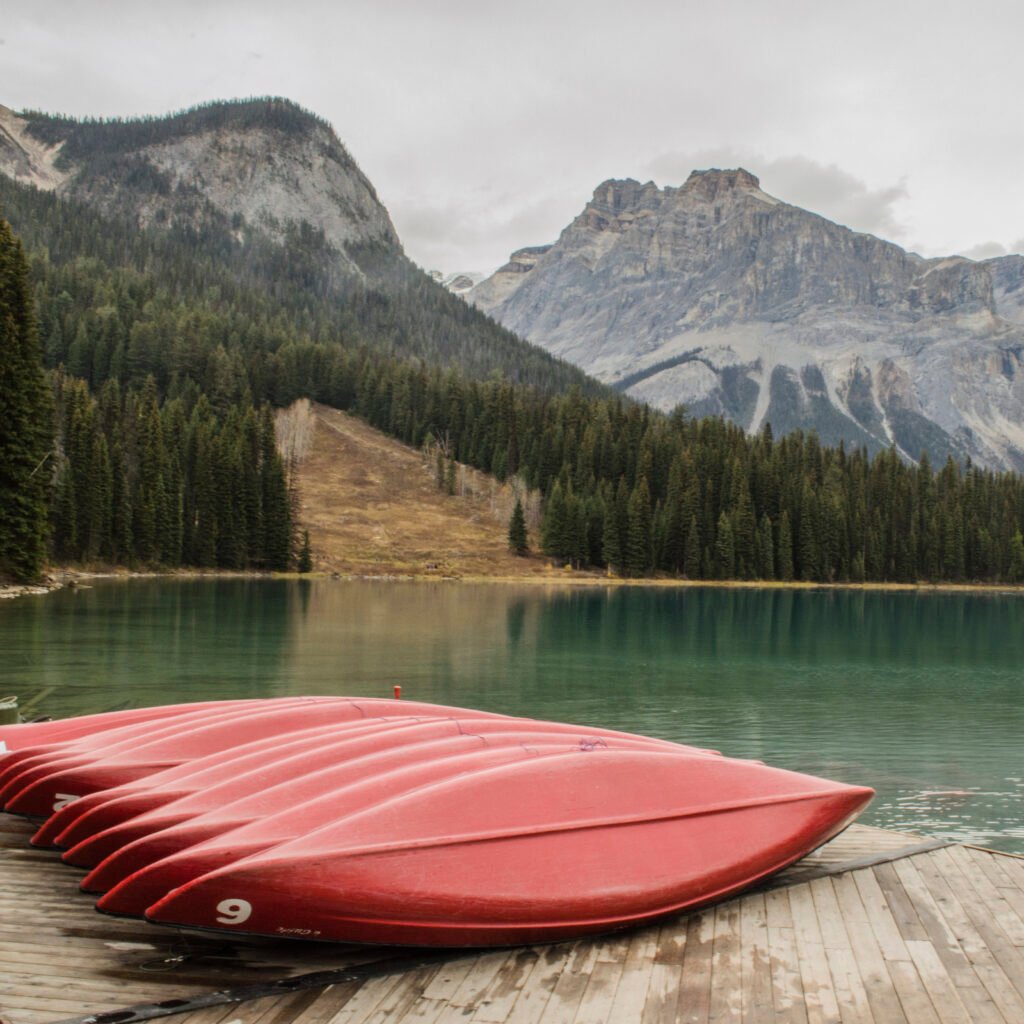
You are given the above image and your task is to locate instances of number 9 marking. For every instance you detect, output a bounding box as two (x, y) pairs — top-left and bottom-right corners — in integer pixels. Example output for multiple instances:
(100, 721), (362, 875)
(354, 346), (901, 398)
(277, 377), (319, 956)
(215, 898), (253, 925)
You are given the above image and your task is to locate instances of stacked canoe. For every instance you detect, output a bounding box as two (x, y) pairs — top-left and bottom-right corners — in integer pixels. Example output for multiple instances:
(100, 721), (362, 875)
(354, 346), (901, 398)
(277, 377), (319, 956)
(0, 697), (873, 947)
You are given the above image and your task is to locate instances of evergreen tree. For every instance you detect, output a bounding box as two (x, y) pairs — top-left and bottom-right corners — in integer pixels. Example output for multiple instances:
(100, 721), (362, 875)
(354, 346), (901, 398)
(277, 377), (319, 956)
(508, 498), (528, 555)
(0, 217), (53, 581)
(684, 515), (701, 578)
(1008, 530), (1024, 583)
(624, 476), (653, 577)
(601, 478), (629, 574)
(297, 530), (313, 572)
(435, 447), (445, 491)
(259, 407), (292, 570)
(714, 511), (735, 578)
(731, 473), (756, 579)
(777, 510), (794, 581)
(758, 513), (775, 580)
(541, 479), (568, 563)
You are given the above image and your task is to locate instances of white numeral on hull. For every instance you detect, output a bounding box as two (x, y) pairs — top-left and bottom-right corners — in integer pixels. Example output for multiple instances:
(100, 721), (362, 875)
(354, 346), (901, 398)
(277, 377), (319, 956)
(215, 898), (253, 925)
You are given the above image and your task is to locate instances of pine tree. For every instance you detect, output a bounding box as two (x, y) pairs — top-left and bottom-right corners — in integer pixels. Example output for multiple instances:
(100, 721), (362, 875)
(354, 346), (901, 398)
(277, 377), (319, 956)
(0, 217), (53, 581)
(133, 378), (166, 564)
(758, 513), (775, 579)
(731, 472), (756, 579)
(259, 406), (292, 570)
(714, 511), (735, 578)
(602, 478), (629, 574)
(297, 530), (313, 572)
(508, 498), (528, 555)
(435, 447), (445, 491)
(541, 479), (568, 562)
(625, 476), (653, 577)
(777, 510), (794, 581)
(684, 515), (701, 578)
(1008, 529), (1024, 583)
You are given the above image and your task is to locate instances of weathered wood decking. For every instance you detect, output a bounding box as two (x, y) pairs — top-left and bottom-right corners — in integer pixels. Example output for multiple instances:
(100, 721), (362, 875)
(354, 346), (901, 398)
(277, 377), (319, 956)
(1, 814), (1023, 1024)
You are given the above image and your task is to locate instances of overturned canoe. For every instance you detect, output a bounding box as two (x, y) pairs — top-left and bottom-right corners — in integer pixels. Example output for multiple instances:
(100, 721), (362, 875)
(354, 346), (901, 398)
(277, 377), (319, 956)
(1, 698), (507, 816)
(0, 699), (274, 753)
(142, 746), (871, 946)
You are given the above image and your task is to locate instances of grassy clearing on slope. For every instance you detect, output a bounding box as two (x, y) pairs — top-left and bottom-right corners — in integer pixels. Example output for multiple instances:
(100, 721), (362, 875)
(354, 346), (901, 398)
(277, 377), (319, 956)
(289, 402), (556, 579)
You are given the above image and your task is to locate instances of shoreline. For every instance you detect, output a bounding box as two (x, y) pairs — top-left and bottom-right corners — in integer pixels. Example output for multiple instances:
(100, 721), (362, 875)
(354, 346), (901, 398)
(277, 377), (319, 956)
(4, 564), (1024, 600)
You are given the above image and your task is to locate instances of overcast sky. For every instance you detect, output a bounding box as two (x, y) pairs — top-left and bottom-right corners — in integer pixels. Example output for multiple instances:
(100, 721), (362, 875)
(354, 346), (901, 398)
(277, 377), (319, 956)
(5, 0), (1023, 274)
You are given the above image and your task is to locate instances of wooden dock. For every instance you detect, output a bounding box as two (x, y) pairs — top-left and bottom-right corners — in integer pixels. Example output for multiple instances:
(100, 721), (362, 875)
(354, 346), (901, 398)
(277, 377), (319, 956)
(2, 814), (1023, 1024)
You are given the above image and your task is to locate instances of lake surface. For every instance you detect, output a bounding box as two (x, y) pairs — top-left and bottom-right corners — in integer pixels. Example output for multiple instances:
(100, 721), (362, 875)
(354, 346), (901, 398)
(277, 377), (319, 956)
(2, 579), (1022, 852)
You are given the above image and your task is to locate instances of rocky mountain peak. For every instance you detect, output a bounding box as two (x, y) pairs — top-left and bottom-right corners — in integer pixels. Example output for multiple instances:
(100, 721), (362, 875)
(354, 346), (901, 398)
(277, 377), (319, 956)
(681, 166), (762, 200)
(589, 178), (660, 212)
(1, 98), (401, 273)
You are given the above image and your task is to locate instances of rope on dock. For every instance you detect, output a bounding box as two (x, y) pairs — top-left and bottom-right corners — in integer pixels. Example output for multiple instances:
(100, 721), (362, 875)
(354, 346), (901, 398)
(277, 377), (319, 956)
(48, 949), (477, 1024)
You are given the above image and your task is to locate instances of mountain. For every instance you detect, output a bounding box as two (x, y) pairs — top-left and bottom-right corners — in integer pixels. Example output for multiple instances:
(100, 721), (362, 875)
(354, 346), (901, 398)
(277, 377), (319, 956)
(0, 99), (399, 278)
(0, 98), (599, 394)
(470, 169), (1024, 471)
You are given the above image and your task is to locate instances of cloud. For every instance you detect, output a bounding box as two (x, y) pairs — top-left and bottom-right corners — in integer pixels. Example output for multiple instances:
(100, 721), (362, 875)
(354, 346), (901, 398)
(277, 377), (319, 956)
(960, 241), (1008, 260)
(390, 189), (582, 275)
(645, 148), (909, 242)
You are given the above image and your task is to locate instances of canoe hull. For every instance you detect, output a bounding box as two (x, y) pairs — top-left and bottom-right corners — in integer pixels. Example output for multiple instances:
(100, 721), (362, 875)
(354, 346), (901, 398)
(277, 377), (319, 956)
(145, 750), (873, 946)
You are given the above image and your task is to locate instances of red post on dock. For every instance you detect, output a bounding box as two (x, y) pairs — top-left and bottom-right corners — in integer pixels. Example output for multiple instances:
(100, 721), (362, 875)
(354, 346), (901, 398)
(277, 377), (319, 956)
(393, 685), (402, 700)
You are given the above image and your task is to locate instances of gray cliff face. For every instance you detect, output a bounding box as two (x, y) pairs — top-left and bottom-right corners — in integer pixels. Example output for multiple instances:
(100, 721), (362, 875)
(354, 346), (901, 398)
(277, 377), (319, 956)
(989, 255), (1024, 326)
(0, 102), (401, 276)
(471, 169), (1024, 471)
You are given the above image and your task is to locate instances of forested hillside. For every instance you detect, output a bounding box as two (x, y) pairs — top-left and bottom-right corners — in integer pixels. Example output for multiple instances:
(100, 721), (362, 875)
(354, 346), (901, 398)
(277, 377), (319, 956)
(3, 105), (1024, 583)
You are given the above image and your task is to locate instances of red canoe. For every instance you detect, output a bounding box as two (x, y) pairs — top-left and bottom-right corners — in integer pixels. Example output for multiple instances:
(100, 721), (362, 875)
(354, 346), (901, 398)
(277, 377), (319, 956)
(0, 699), (276, 753)
(0, 698), (295, 789)
(1, 699), (509, 817)
(143, 748), (872, 946)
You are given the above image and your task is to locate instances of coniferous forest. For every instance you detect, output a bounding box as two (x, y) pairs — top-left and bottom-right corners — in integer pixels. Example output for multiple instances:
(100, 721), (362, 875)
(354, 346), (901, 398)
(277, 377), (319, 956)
(3, 146), (1024, 585)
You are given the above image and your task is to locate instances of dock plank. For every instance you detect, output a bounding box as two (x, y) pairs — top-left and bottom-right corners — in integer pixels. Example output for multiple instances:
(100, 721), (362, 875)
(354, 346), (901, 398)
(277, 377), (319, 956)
(739, 891), (774, 1024)
(765, 894), (808, 1024)
(500, 945), (573, 1024)
(829, 872), (905, 1024)
(788, 882), (842, 1024)
(808, 877), (875, 1024)
(904, 939), (972, 1024)
(676, 910), (714, 1024)
(603, 927), (658, 1022)
(709, 898), (744, 1022)
(470, 948), (543, 1023)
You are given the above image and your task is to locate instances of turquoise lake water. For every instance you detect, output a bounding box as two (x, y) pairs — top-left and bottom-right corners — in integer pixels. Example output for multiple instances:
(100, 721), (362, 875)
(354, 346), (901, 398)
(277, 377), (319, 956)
(1, 579), (1021, 852)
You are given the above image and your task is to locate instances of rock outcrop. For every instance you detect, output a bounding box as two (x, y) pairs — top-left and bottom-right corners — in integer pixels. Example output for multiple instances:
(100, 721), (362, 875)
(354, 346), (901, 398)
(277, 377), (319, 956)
(471, 169), (1024, 470)
(428, 270), (486, 296)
